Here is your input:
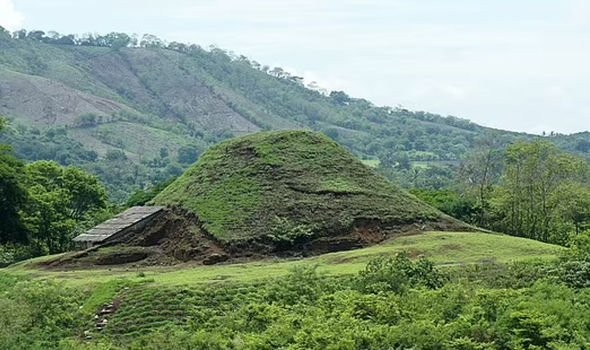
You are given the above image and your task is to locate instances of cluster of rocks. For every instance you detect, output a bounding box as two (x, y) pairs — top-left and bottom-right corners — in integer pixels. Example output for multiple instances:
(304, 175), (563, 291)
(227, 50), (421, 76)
(96, 303), (115, 330)
(83, 302), (117, 340)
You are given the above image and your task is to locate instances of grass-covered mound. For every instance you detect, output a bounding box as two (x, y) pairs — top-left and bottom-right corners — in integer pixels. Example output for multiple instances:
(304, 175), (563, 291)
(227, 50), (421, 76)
(153, 131), (466, 250)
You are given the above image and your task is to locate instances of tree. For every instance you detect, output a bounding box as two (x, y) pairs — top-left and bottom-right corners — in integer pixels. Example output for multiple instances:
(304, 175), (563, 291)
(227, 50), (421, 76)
(0, 26), (10, 40)
(552, 183), (590, 236)
(12, 29), (26, 39)
(159, 147), (169, 159)
(575, 139), (590, 153)
(102, 32), (132, 49)
(0, 119), (29, 243)
(22, 161), (108, 253)
(61, 167), (108, 220)
(167, 41), (188, 53)
(410, 189), (479, 223)
(53, 34), (76, 46)
(74, 113), (98, 128)
(492, 141), (589, 243)
(396, 153), (412, 171)
(458, 134), (504, 226)
(105, 149), (128, 161)
(329, 91), (351, 105)
(139, 34), (164, 48)
(177, 145), (199, 164)
(26, 30), (45, 41)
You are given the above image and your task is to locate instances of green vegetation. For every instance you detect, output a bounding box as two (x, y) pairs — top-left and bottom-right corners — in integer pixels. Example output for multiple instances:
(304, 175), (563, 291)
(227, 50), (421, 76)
(492, 141), (590, 244)
(0, 230), (581, 349)
(1, 29), (588, 201)
(2, 27), (590, 348)
(418, 140), (590, 246)
(7, 232), (561, 286)
(0, 118), (113, 265)
(0, 120), (28, 244)
(153, 131), (452, 242)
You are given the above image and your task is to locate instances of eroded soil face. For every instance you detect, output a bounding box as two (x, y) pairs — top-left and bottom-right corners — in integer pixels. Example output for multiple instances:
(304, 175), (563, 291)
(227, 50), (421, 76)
(44, 207), (470, 269)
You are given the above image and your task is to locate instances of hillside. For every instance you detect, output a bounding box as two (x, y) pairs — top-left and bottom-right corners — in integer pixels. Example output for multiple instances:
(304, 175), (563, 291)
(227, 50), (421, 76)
(10, 231), (560, 286)
(0, 231), (565, 348)
(0, 30), (589, 201)
(153, 131), (466, 247)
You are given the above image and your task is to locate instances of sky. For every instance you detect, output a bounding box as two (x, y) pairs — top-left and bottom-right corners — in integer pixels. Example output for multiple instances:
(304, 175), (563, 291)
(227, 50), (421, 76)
(1, 0), (589, 134)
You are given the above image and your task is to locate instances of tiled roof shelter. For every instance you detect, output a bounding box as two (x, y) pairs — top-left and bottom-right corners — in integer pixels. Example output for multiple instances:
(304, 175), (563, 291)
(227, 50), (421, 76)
(73, 206), (164, 246)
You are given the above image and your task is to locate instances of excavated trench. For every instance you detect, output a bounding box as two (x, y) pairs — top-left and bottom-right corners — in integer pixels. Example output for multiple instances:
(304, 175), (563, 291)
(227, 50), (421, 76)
(44, 206), (469, 269)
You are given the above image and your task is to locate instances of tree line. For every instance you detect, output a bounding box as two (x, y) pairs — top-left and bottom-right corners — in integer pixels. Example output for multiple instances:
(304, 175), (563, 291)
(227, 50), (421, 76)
(412, 136), (590, 245)
(0, 26), (327, 92)
(0, 118), (111, 264)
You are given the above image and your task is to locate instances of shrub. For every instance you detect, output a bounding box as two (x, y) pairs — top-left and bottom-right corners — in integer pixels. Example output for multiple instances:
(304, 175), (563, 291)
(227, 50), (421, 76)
(0, 243), (41, 267)
(266, 216), (315, 248)
(262, 265), (326, 305)
(355, 252), (445, 294)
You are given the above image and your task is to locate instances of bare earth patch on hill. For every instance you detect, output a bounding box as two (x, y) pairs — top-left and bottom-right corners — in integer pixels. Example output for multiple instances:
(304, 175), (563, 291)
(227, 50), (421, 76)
(43, 204), (468, 269)
(0, 70), (131, 126)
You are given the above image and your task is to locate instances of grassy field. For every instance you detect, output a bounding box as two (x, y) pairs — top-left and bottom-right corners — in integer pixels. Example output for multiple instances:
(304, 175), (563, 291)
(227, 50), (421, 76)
(3, 231), (562, 287)
(0, 231), (566, 347)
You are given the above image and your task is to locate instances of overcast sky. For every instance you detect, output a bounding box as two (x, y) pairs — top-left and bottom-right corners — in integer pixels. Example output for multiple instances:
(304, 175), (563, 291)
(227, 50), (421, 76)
(1, 0), (589, 134)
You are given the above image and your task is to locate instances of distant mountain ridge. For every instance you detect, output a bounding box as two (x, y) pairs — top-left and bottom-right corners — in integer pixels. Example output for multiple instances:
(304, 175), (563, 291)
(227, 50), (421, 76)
(0, 28), (588, 200)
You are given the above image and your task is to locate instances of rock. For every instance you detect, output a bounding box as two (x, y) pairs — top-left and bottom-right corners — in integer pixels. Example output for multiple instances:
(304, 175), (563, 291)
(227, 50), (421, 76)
(202, 253), (229, 265)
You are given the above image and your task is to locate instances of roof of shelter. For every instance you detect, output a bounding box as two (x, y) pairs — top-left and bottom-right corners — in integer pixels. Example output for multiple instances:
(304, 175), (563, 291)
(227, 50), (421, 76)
(73, 206), (164, 243)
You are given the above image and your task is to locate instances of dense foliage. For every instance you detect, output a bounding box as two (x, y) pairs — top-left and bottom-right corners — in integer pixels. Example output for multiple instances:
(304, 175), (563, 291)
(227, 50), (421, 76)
(4, 245), (590, 349)
(414, 141), (590, 245)
(491, 142), (590, 244)
(0, 118), (113, 264)
(0, 120), (28, 244)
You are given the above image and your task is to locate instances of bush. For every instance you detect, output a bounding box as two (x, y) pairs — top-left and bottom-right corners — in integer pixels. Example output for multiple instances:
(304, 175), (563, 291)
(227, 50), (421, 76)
(262, 265), (327, 305)
(0, 243), (41, 267)
(447, 260), (553, 289)
(355, 252), (445, 293)
(557, 230), (590, 288)
(266, 217), (315, 249)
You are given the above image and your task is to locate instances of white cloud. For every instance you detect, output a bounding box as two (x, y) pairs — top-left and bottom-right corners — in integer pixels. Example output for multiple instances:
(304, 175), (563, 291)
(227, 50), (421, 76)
(571, 0), (590, 26)
(0, 0), (24, 31)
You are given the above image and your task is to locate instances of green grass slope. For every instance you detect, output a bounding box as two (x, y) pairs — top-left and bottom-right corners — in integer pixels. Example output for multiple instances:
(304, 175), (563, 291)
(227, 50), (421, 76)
(153, 130), (464, 243)
(5, 231), (561, 286)
(0, 232), (564, 349)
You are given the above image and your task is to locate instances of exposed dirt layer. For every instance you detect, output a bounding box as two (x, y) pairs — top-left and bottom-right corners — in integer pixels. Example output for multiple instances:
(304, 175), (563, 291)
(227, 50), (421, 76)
(43, 207), (473, 269)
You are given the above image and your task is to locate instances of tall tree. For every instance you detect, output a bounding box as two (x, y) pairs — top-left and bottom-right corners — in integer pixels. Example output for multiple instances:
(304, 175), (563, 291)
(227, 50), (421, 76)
(552, 182), (590, 237)
(492, 141), (589, 243)
(458, 134), (504, 226)
(22, 161), (108, 253)
(0, 119), (29, 243)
